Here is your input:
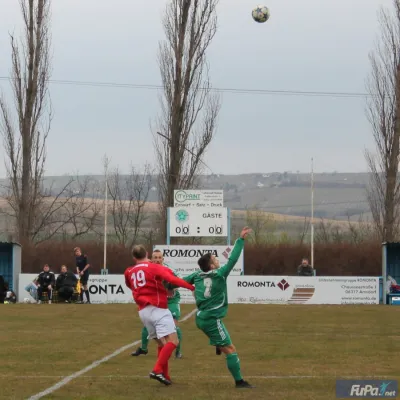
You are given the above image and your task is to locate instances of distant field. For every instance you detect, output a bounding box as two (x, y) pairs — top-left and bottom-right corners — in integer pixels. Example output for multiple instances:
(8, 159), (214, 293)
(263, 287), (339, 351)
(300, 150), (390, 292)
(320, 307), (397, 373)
(0, 171), (372, 242)
(0, 196), (364, 226)
(1, 304), (398, 400)
(0, 194), (370, 243)
(0, 172), (370, 220)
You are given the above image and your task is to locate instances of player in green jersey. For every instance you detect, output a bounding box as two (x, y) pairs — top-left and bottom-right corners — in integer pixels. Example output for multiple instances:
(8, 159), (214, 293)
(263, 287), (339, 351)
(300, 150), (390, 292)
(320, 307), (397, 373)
(131, 250), (183, 358)
(182, 227), (254, 389)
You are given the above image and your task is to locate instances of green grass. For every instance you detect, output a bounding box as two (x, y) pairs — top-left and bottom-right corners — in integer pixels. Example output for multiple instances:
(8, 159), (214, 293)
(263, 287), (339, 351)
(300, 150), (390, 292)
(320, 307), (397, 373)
(1, 304), (399, 400)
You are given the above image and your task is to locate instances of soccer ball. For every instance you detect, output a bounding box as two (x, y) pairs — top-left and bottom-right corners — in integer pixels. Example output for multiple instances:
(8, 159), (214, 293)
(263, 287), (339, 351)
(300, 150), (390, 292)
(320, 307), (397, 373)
(252, 5), (270, 23)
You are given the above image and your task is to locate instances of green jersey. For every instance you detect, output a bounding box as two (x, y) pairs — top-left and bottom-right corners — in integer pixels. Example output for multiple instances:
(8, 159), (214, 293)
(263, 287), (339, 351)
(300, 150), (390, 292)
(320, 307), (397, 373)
(163, 263), (181, 305)
(183, 238), (244, 320)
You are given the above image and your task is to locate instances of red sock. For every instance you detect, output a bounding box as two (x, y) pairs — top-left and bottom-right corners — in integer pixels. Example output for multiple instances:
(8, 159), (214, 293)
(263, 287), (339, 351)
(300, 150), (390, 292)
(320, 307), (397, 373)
(153, 342), (177, 374)
(157, 346), (170, 379)
(163, 360), (170, 380)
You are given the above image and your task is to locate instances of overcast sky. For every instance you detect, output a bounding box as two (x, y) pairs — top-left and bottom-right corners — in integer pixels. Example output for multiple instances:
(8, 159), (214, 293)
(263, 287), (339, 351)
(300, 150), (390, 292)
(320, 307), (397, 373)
(0, 0), (392, 176)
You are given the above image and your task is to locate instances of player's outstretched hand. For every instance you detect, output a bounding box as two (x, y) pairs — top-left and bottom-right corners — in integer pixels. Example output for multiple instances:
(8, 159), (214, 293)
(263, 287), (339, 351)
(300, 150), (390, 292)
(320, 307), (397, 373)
(240, 227), (252, 239)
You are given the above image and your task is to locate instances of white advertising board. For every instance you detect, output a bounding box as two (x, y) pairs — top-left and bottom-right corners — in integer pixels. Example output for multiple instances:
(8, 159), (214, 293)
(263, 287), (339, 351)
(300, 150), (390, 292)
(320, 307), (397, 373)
(227, 276), (380, 305)
(18, 274), (379, 305)
(19, 274), (196, 304)
(154, 244), (244, 304)
(174, 190), (223, 208)
(168, 207), (228, 237)
(19, 274), (135, 304)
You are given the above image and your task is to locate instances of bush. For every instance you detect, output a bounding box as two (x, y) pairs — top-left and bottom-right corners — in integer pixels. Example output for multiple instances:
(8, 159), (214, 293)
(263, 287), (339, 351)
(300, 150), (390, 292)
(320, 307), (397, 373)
(22, 240), (382, 276)
(244, 242), (381, 276)
(22, 241), (132, 274)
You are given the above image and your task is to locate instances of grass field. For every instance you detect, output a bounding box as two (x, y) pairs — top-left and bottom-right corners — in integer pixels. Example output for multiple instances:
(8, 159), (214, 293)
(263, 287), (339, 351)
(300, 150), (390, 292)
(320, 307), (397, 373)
(1, 304), (399, 400)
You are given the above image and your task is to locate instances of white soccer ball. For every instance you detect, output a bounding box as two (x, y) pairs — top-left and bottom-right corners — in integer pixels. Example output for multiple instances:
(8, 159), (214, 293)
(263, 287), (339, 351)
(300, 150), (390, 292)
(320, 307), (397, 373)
(23, 298), (32, 303)
(252, 5), (270, 23)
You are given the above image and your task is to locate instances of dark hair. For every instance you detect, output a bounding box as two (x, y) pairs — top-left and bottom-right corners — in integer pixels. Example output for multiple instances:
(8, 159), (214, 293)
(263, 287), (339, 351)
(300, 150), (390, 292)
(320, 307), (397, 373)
(198, 253), (212, 272)
(132, 245), (147, 260)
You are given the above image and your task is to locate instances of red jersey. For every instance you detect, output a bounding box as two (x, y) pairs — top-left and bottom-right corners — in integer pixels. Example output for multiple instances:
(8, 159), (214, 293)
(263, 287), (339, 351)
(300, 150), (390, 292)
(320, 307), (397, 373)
(124, 261), (194, 310)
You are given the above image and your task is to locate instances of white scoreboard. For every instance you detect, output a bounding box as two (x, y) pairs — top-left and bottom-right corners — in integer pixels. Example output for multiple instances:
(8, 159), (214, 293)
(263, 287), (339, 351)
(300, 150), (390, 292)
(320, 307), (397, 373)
(168, 207), (228, 237)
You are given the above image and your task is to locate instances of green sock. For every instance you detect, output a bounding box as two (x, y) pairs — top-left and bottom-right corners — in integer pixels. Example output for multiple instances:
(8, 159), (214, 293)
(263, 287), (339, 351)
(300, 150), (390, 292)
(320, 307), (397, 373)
(141, 327), (149, 351)
(176, 326), (182, 353)
(226, 353), (243, 382)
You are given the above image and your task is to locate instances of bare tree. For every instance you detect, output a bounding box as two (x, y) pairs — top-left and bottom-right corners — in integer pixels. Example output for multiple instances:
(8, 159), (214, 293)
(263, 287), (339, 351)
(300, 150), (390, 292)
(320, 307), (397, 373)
(20, 176), (102, 244)
(59, 177), (103, 240)
(346, 213), (377, 245)
(297, 217), (310, 245)
(153, 0), (221, 238)
(245, 206), (275, 245)
(365, 0), (400, 241)
(107, 165), (153, 247)
(315, 218), (344, 244)
(0, 0), (52, 244)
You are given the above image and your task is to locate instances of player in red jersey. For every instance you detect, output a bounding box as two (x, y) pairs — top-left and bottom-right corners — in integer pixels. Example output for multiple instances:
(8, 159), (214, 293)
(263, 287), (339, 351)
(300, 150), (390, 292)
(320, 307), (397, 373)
(124, 244), (195, 386)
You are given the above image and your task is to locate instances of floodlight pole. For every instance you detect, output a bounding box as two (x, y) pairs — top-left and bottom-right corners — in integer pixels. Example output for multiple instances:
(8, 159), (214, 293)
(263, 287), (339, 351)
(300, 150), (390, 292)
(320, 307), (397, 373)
(103, 155), (110, 273)
(311, 158), (315, 268)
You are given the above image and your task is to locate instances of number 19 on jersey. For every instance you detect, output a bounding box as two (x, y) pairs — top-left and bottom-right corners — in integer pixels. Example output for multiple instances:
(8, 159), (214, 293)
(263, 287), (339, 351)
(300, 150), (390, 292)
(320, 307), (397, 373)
(132, 270), (146, 289)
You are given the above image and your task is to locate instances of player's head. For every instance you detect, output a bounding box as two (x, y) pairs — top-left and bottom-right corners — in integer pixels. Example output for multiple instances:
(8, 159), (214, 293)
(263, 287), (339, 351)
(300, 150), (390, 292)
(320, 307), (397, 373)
(132, 245), (148, 262)
(74, 247), (82, 256)
(43, 264), (50, 272)
(151, 249), (164, 265)
(198, 253), (220, 272)
(61, 265), (67, 273)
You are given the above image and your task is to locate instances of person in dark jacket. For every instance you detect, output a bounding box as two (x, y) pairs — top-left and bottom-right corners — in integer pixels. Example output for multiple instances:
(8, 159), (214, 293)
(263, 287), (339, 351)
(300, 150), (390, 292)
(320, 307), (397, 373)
(4, 282), (17, 304)
(74, 247), (91, 304)
(35, 264), (56, 304)
(56, 265), (78, 303)
(0, 275), (6, 304)
(297, 258), (314, 276)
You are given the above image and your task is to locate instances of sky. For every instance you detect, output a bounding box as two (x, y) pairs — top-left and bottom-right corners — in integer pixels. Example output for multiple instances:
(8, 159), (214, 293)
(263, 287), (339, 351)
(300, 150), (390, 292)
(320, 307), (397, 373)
(0, 0), (392, 176)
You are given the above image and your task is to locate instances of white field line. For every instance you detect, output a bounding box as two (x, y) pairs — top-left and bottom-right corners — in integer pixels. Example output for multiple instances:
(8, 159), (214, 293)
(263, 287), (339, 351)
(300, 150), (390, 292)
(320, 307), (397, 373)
(26, 308), (198, 400)
(2, 375), (398, 380)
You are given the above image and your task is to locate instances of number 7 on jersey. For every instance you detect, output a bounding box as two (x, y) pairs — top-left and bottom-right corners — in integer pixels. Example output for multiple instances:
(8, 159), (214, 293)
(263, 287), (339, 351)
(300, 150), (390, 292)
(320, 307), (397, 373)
(203, 277), (212, 298)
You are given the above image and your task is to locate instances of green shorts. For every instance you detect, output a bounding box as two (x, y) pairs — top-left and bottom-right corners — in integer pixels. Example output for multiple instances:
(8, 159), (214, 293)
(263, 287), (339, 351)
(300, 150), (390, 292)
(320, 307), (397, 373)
(196, 315), (232, 347)
(168, 303), (181, 320)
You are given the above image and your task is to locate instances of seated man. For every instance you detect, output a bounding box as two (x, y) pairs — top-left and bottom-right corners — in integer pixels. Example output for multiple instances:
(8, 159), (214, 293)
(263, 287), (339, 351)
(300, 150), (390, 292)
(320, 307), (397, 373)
(4, 283), (17, 304)
(387, 275), (400, 294)
(56, 265), (78, 303)
(297, 258), (314, 276)
(35, 264), (56, 304)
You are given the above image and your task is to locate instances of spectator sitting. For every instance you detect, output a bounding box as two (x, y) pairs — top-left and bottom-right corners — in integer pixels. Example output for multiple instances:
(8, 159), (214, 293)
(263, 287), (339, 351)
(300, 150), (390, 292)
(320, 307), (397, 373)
(297, 258), (314, 277)
(56, 265), (77, 303)
(4, 283), (17, 304)
(35, 264), (56, 304)
(387, 275), (400, 294)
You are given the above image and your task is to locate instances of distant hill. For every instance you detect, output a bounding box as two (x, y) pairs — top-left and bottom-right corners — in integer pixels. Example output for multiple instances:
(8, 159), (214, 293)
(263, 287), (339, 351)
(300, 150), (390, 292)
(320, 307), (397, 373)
(0, 172), (370, 221)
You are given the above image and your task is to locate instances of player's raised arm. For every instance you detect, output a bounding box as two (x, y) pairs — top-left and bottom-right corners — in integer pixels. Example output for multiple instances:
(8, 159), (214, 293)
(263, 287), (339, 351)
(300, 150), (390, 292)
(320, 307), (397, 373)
(218, 227), (252, 278)
(182, 273), (196, 284)
(166, 272), (196, 290)
(155, 265), (195, 291)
